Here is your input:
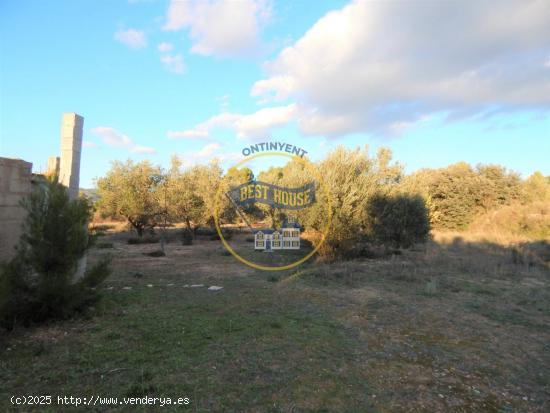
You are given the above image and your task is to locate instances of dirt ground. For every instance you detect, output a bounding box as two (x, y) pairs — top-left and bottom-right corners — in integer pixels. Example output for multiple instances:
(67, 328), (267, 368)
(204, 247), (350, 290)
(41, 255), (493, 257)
(1, 227), (549, 412)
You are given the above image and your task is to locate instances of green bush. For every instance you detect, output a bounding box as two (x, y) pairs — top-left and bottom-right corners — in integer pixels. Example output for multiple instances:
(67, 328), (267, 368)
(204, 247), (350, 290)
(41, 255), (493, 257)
(0, 177), (111, 330)
(366, 193), (430, 249)
(403, 163), (522, 230)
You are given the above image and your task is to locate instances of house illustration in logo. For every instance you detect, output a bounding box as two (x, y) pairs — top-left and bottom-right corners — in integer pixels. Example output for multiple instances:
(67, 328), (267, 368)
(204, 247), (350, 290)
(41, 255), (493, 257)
(254, 217), (301, 250)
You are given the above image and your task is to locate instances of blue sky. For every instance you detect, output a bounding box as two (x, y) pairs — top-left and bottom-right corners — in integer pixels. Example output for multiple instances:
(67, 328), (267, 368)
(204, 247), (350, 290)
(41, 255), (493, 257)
(1, 0), (549, 188)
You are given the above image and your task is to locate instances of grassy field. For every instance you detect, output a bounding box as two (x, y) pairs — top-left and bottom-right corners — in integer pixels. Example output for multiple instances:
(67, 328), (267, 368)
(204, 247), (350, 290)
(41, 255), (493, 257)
(1, 228), (549, 412)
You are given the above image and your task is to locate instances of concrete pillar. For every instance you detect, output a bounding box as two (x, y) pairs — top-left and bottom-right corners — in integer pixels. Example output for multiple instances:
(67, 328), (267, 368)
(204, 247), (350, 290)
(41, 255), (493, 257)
(47, 156), (60, 176)
(59, 113), (83, 200)
(59, 113), (87, 281)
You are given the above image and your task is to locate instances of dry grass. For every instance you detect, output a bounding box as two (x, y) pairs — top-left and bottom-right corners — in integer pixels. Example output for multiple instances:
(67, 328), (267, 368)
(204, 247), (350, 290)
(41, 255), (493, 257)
(468, 201), (550, 241)
(1, 226), (549, 412)
(294, 233), (550, 412)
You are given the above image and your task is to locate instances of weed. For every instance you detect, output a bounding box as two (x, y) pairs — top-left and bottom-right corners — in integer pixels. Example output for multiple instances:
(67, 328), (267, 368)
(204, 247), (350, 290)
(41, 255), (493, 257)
(424, 277), (438, 296)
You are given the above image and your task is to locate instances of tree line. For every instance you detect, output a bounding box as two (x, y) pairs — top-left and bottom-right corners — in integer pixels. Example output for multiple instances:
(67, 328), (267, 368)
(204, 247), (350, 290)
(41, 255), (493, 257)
(94, 146), (550, 258)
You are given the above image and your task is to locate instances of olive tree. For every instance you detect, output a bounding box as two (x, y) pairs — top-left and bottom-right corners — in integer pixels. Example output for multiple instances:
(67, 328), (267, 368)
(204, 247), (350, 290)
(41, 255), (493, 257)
(164, 156), (205, 231)
(96, 160), (163, 236)
(303, 146), (403, 260)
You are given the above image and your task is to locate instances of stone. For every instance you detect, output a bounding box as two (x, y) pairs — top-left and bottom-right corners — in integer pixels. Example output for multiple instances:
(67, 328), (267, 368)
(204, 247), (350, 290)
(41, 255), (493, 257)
(208, 286), (223, 291)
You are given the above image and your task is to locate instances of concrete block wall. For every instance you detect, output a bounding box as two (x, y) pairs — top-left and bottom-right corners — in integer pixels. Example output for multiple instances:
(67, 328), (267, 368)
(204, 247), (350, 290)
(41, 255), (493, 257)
(0, 158), (33, 261)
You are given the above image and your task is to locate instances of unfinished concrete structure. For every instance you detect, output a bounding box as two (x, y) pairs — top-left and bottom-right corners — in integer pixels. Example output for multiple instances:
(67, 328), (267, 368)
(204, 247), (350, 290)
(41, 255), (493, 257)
(0, 113), (84, 261)
(47, 156), (60, 176)
(59, 113), (84, 200)
(0, 158), (34, 260)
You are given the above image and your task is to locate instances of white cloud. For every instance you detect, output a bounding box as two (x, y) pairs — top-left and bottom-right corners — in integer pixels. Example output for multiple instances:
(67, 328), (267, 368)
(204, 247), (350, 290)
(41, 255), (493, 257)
(171, 139), (249, 167)
(163, 0), (194, 30)
(90, 127), (156, 154)
(157, 42), (174, 52)
(90, 127), (132, 147)
(176, 143), (242, 167)
(251, 0), (550, 137)
(167, 112), (239, 140)
(196, 142), (221, 157)
(163, 0), (271, 57)
(251, 76), (295, 101)
(167, 104), (296, 141)
(160, 53), (185, 74)
(114, 29), (147, 49)
(236, 104), (296, 139)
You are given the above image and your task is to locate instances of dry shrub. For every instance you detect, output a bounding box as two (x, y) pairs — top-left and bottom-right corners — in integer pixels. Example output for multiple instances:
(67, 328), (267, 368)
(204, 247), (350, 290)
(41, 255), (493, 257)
(469, 201), (550, 240)
(127, 236), (159, 245)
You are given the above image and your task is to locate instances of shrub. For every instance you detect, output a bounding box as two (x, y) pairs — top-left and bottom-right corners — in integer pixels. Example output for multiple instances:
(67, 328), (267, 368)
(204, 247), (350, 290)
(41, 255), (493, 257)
(0, 177), (111, 330)
(180, 228), (193, 245)
(127, 236), (159, 244)
(366, 193), (430, 249)
(469, 201), (550, 239)
(195, 227), (217, 237)
(403, 163), (522, 230)
(210, 230), (233, 241)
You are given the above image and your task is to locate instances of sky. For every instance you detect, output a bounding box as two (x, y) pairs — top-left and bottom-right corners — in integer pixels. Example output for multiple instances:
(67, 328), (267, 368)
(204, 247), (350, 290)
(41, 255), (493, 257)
(1, 0), (549, 188)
